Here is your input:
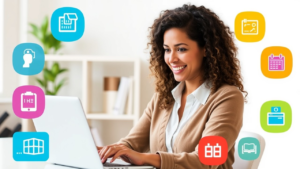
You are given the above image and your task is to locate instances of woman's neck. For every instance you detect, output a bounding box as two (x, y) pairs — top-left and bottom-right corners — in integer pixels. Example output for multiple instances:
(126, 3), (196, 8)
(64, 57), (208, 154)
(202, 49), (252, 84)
(182, 75), (205, 96)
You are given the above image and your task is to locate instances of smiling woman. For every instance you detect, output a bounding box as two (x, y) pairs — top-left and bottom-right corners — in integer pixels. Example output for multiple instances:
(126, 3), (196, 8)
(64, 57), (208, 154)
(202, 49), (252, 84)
(98, 3), (247, 169)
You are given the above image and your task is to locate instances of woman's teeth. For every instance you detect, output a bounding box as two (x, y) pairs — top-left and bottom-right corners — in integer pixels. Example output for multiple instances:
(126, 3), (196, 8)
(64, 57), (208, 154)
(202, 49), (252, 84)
(173, 66), (186, 71)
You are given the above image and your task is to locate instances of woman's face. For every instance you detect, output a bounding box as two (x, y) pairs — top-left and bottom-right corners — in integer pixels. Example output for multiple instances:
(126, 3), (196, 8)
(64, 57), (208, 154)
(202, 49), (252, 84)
(163, 27), (205, 82)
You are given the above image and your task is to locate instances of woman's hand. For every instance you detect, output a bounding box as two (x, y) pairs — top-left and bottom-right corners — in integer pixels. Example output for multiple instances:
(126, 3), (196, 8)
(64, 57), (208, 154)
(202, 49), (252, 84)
(98, 144), (161, 168)
(110, 148), (146, 166)
(98, 143), (134, 164)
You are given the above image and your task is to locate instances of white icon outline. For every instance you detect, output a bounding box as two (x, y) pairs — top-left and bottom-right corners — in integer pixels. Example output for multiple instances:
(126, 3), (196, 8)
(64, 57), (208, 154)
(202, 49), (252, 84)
(59, 13), (78, 32)
(21, 91), (37, 112)
(23, 138), (44, 155)
(23, 49), (35, 68)
(204, 143), (222, 158)
(242, 19), (259, 35)
(242, 143), (257, 154)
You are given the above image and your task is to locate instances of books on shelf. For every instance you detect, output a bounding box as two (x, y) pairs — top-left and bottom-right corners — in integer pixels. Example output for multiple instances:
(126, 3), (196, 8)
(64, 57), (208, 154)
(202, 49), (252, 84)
(125, 76), (133, 115)
(112, 76), (133, 115)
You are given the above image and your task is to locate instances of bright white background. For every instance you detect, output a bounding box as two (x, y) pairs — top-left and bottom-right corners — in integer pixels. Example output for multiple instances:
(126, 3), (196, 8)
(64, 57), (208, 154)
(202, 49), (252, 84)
(1, 0), (299, 168)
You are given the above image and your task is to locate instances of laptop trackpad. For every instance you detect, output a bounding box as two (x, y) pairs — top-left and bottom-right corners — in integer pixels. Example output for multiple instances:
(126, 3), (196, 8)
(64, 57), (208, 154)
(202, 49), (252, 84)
(103, 158), (132, 166)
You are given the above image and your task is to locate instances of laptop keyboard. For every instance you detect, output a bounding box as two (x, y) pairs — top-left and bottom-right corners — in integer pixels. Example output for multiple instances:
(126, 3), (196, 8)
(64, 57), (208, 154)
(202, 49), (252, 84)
(103, 162), (130, 166)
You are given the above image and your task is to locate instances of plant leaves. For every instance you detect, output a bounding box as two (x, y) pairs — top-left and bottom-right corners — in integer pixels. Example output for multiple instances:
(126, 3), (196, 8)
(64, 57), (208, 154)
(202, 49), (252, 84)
(51, 62), (60, 76)
(28, 23), (39, 39)
(46, 90), (55, 95)
(43, 69), (55, 82)
(28, 15), (63, 53)
(58, 68), (68, 74)
(48, 33), (62, 53)
(54, 78), (67, 95)
(36, 78), (45, 87)
(41, 16), (48, 38)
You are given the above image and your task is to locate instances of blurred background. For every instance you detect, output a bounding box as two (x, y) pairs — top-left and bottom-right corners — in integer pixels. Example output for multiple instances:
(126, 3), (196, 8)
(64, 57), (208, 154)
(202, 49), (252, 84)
(0, 0), (300, 169)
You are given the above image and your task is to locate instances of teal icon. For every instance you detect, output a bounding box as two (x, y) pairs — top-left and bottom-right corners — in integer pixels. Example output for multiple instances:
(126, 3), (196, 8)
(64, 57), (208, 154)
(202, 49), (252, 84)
(51, 7), (85, 42)
(238, 137), (260, 160)
(12, 43), (45, 75)
(13, 132), (49, 161)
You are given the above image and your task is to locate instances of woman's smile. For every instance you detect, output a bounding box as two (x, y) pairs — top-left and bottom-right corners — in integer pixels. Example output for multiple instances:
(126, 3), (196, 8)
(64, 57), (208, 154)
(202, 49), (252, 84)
(172, 65), (187, 74)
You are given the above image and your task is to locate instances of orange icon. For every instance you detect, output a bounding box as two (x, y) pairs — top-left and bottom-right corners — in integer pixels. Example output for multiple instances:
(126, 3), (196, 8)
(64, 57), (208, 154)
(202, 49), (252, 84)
(235, 11), (265, 42)
(261, 46), (293, 78)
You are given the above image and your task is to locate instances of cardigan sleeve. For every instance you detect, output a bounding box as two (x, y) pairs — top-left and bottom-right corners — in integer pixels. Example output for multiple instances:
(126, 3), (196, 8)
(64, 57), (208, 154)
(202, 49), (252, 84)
(117, 93), (157, 153)
(156, 87), (244, 169)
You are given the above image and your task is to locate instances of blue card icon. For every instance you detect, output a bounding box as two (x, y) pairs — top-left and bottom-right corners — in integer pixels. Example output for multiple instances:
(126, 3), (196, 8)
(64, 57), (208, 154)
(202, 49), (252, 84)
(13, 132), (49, 161)
(267, 106), (285, 126)
(12, 43), (45, 75)
(51, 7), (85, 42)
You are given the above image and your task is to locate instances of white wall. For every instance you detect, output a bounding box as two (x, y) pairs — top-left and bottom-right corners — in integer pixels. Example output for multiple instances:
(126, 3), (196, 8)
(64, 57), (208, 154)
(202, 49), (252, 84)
(0, 0), (20, 98)
(1, 0), (300, 168)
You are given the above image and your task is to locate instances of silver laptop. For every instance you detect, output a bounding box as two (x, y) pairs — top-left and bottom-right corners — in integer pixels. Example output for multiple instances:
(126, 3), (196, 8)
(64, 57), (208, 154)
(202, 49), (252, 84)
(33, 96), (155, 169)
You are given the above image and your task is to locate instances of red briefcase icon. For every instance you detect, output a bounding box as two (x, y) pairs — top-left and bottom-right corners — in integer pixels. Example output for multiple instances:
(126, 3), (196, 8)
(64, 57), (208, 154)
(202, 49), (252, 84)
(198, 136), (228, 165)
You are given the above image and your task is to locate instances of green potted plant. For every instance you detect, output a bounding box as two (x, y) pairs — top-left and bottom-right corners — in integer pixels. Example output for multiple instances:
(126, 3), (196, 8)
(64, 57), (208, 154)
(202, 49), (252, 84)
(29, 16), (67, 95)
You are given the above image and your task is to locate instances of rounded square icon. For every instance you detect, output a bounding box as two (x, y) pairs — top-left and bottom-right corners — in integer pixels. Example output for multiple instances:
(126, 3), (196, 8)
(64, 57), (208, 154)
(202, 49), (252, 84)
(198, 136), (228, 165)
(235, 11), (265, 42)
(13, 132), (49, 161)
(12, 43), (45, 75)
(261, 46), (292, 79)
(260, 100), (292, 133)
(238, 137), (260, 160)
(12, 85), (45, 119)
(51, 7), (85, 42)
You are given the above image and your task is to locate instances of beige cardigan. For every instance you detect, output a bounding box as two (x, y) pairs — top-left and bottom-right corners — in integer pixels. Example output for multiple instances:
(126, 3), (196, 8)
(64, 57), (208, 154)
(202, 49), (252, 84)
(118, 84), (244, 169)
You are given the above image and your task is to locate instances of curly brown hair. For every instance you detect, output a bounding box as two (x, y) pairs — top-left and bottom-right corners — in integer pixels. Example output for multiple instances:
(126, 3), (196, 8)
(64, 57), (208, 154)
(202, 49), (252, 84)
(147, 4), (247, 110)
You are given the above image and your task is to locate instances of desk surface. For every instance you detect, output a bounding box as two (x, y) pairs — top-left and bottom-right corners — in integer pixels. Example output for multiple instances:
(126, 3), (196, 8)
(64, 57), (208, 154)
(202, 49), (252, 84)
(0, 137), (46, 169)
(0, 138), (136, 169)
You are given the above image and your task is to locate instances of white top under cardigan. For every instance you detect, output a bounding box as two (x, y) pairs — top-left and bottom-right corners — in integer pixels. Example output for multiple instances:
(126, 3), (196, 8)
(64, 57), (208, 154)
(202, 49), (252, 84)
(165, 81), (211, 153)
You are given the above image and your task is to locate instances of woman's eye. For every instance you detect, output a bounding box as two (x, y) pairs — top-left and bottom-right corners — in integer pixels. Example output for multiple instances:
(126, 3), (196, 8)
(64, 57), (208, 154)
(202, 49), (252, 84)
(164, 48), (186, 52)
(178, 48), (186, 52)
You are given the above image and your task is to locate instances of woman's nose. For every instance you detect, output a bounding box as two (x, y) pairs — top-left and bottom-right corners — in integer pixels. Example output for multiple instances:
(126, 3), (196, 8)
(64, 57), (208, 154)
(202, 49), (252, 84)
(168, 51), (178, 63)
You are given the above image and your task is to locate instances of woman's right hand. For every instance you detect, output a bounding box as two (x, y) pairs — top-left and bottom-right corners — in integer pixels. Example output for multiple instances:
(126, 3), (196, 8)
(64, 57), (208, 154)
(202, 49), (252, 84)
(97, 143), (132, 163)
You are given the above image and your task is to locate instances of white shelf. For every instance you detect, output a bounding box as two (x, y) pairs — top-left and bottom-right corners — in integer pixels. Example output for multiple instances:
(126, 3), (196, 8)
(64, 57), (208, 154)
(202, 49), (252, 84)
(85, 113), (135, 120)
(21, 55), (141, 132)
(45, 55), (138, 62)
(0, 98), (12, 103)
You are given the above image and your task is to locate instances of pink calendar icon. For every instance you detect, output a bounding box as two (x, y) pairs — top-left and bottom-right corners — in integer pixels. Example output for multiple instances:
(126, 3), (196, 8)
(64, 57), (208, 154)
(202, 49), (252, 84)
(268, 54), (285, 71)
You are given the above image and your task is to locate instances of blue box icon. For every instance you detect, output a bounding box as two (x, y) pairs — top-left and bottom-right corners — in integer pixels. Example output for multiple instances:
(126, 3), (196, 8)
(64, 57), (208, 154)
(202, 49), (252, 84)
(13, 132), (49, 161)
(51, 7), (85, 42)
(271, 107), (281, 113)
(267, 106), (285, 126)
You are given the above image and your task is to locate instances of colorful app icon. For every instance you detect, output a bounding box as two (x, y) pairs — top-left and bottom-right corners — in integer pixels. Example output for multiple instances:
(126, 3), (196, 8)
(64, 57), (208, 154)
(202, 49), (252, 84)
(261, 46), (293, 78)
(198, 136), (228, 165)
(12, 43), (45, 75)
(51, 7), (85, 42)
(12, 85), (45, 119)
(238, 137), (260, 160)
(260, 100), (292, 133)
(235, 11), (265, 42)
(13, 132), (49, 161)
